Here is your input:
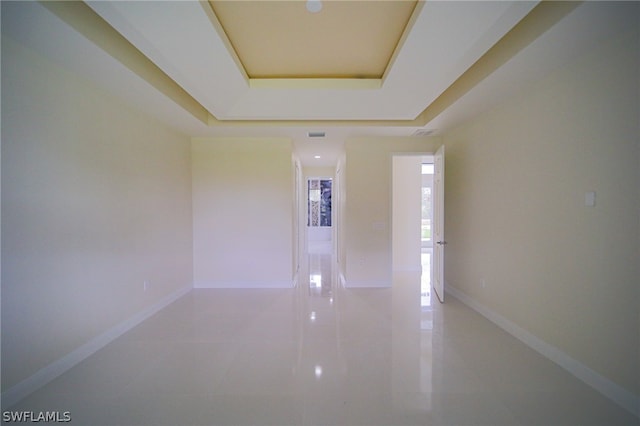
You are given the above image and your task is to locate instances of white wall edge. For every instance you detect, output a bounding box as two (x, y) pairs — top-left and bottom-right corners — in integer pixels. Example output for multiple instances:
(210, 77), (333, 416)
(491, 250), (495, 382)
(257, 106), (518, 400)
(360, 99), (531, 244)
(339, 272), (347, 288)
(193, 281), (294, 289)
(1, 284), (192, 409)
(446, 285), (640, 418)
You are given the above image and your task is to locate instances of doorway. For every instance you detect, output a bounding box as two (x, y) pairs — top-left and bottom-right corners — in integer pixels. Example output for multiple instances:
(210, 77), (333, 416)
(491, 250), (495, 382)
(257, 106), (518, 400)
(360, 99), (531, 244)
(307, 177), (332, 253)
(421, 158), (434, 308)
(392, 152), (443, 306)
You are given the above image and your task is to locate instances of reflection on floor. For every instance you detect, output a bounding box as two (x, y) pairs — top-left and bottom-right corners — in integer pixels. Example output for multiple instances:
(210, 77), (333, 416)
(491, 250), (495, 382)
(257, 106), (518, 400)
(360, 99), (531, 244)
(421, 247), (432, 309)
(8, 246), (636, 425)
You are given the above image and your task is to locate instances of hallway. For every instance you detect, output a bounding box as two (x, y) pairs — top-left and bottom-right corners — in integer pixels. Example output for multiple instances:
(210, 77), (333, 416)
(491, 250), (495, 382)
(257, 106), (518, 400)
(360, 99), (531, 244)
(9, 249), (636, 425)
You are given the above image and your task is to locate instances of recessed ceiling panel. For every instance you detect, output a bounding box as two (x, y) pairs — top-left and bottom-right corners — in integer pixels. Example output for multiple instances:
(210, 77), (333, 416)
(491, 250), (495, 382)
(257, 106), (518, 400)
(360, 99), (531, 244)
(209, 0), (418, 79)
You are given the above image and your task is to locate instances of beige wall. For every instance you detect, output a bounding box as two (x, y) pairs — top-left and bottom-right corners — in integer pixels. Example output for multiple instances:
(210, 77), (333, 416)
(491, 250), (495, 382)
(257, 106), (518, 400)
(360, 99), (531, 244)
(293, 156), (303, 282)
(392, 155), (422, 271)
(191, 137), (293, 288)
(1, 38), (193, 391)
(303, 166), (335, 179)
(336, 153), (347, 275)
(443, 28), (639, 395)
(343, 137), (441, 287)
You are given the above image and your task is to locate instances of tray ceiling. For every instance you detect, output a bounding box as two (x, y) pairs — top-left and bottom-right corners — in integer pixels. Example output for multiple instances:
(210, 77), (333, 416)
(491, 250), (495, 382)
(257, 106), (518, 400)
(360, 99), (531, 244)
(6, 2), (633, 166)
(209, 0), (419, 79)
(84, 0), (539, 121)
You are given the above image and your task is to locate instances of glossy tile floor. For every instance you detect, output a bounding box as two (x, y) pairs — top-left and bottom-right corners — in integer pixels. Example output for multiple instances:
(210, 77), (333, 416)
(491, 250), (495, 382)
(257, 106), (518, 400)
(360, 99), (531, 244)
(10, 245), (637, 425)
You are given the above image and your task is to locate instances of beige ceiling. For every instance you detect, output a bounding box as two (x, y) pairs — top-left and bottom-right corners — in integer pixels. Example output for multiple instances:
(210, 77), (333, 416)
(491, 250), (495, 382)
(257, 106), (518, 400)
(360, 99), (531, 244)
(209, 0), (418, 79)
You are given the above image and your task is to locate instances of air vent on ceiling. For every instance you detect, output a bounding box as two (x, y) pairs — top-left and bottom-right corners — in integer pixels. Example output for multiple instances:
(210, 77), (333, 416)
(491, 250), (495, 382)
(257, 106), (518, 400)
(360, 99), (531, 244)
(308, 131), (326, 138)
(412, 129), (436, 137)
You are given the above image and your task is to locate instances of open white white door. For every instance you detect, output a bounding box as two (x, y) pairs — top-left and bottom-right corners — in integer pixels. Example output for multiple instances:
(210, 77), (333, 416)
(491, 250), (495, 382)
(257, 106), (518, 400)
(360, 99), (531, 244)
(433, 145), (445, 303)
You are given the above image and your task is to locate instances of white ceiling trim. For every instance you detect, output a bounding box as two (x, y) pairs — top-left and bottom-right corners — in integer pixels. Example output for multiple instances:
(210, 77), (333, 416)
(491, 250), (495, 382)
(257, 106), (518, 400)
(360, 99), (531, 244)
(86, 0), (247, 118)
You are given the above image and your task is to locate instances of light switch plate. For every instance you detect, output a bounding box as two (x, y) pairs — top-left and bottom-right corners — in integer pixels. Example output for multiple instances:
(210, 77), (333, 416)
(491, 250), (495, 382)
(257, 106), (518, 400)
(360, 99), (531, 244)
(585, 191), (596, 207)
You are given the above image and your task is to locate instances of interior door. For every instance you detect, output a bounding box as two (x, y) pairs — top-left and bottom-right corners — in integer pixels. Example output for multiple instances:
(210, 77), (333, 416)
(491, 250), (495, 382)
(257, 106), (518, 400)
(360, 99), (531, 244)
(433, 145), (445, 303)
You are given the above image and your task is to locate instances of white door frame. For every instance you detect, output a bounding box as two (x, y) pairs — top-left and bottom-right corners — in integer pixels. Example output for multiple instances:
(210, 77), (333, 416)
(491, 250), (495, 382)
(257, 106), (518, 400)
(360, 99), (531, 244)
(433, 145), (445, 303)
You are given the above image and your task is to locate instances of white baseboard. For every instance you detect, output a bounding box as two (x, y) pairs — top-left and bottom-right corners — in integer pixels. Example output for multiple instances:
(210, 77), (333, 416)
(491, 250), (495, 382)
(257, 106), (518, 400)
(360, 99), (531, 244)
(193, 280), (294, 288)
(1, 285), (192, 409)
(343, 280), (391, 288)
(392, 265), (422, 273)
(446, 285), (640, 418)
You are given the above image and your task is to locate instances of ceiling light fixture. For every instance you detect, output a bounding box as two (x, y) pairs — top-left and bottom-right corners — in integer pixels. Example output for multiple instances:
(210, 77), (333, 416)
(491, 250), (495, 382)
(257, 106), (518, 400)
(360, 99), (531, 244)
(306, 0), (322, 13)
(314, 155), (321, 159)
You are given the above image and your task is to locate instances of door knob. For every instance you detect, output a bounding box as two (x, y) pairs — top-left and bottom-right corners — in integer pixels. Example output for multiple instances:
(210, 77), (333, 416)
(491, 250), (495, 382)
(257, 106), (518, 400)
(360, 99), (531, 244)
(436, 241), (447, 245)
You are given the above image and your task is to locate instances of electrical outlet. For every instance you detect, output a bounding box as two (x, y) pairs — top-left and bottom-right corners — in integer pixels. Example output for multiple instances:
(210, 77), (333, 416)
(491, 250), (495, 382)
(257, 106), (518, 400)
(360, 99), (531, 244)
(143, 281), (149, 291)
(481, 279), (486, 289)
